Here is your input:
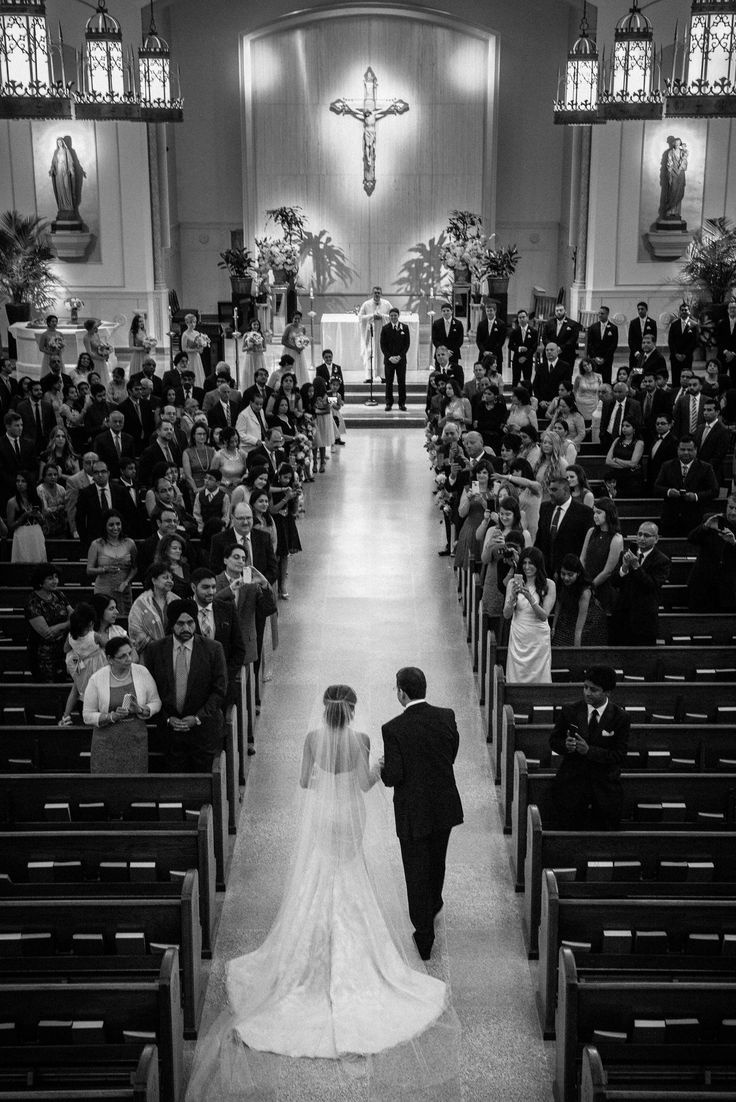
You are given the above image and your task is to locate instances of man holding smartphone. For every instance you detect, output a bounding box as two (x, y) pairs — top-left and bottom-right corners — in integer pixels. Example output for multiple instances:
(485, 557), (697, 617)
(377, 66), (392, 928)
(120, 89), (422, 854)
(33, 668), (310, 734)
(609, 522), (670, 645)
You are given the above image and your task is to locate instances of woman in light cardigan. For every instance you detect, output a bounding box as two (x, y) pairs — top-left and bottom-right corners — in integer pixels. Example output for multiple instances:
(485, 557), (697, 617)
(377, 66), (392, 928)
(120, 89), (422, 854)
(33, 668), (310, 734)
(83, 636), (161, 773)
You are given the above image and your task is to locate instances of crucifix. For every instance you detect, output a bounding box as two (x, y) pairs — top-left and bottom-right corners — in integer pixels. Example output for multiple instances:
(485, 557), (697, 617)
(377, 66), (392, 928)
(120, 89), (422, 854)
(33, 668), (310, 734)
(330, 67), (409, 196)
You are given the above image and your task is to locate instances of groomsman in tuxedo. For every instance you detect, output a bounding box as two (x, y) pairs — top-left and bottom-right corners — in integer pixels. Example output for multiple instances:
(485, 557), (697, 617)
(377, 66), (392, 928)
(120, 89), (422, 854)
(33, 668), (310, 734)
(646, 414), (678, 491)
(716, 299), (736, 386)
(380, 307), (410, 411)
(627, 301), (657, 369)
(507, 308), (538, 387)
(667, 303), (699, 386)
(475, 300), (507, 365)
(431, 302), (464, 367)
(542, 304), (580, 368)
(381, 666), (464, 960)
(655, 436), (720, 535)
(586, 306), (619, 385)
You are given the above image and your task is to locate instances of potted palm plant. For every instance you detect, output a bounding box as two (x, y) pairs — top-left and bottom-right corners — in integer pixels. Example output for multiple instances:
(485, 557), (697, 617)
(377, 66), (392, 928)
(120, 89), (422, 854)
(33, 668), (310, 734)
(218, 245), (259, 296)
(0, 210), (62, 331)
(678, 216), (736, 308)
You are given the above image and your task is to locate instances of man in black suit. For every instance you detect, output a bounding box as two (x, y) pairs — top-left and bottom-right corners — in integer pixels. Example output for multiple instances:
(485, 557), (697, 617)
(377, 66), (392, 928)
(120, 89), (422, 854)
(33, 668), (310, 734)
(475, 300), (507, 366)
(507, 308), (538, 387)
(119, 378), (155, 456)
(638, 371), (672, 443)
(190, 566), (245, 708)
(245, 426), (285, 482)
(715, 298), (736, 386)
(380, 307), (410, 412)
(535, 476), (594, 578)
(434, 345), (464, 387)
(240, 366), (271, 410)
(0, 358), (19, 416)
(138, 507), (197, 577)
(113, 456), (148, 538)
(40, 357), (73, 395)
(173, 369), (205, 410)
(667, 303), (699, 387)
(206, 380), (240, 432)
(138, 422), (182, 488)
(16, 380), (55, 449)
(610, 521), (670, 644)
(627, 301), (657, 369)
(129, 357), (163, 398)
(93, 410), (136, 479)
(533, 341), (572, 409)
(161, 351), (188, 395)
(693, 398), (730, 481)
(599, 382), (643, 450)
(314, 349), (345, 397)
(431, 302), (464, 366)
(144, 599), (228, 772)
(0, 411), (36, 509)
(546, 666), (630, 830)
(542, 304), (579, 368)
(586, 306), (619, 385)
(646, 414), (679, 491)
(672, 373), (706, 439)
(75, 458), (134, 548)
(633, 333), (668, 384)
(381, 666), (464, 960)
(655, 436), (720, 535)
(209, 501), (278, 582)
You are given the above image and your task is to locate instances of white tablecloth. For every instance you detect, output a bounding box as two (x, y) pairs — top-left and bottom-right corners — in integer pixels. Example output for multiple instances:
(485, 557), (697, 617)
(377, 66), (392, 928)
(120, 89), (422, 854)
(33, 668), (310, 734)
(320, 313), (420, 374)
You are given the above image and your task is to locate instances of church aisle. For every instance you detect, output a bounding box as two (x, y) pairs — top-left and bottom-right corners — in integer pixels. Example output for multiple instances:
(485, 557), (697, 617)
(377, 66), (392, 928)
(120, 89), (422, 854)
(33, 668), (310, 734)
(186, 429), (553, 1101)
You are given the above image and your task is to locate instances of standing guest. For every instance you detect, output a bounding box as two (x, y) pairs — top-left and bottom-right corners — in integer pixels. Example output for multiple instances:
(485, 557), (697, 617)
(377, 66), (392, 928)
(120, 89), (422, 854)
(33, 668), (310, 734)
(701, 358), (730, 400)
(39, 426), (80, 486)
(549, 393), (585, 450)
(161, 350), (189, 395)
(454, 460), (495, 570)
(190, 566), (245, 707)
(533, 342), (571, 411)
(268, 372), (301, 420)
(0, 411), (36, 510)
(380, 667), (464, 961)
(40, 356), (72, 396)
(267, 354), (296, 395)
(312, 377), (335, 472)
(128, 563), (176, 654)
(533, 430), (568, 501)
(240, 365), (272, 410)
(59, 602), (107, 727)
(207, 379), (241, 433)
(438, 377), (472, 430)
(475, 300), (507, 366)
(633, 333), (667, 383)
(551, 420), (580, 466)
(506, 387), (538, 434)
(174, 369), (204, 412)
(269, 463), (301, 599)
(268, 396), (297, 444)
(314, 348), (345, 396)
(425, 370), (447, 427)
(473, 385), (508, 452)
(503, 547), (555, 683)
(603, 417), (645, 497)
(610, 521), (670, 645)
(280, 311), (310, 387)
(667, 302), (698, 387)
(209, 501), (279, 581)
(250, 487), (277, 554)
(380, 307), (410, 412)
(672, 372), (706, 439)
(114, 456), (146, 537)
(71, 352), (94, 387)
(193, 468), (230, 545)
(83, 319), (110, 385)
(235, 392), (269, 453)
(715, 298), (736, 385)
(24, 563), (73, 681)
(507, 308), (537, 387)
(687, 497), (736, 612)
(638, 370), (672, 443)
(517, 425), (542, 471)
(566, 464), (595, 509)
(434, 344), (464, 387)
(502, 458), (543, 541)
(358, 286), (393, 382)
(211, 427), (247, 493)
(543, 303), (580, 369)
(0, 357), (18, 416)
(83, 636), (161, 773)
(241, 318), (267, 389)
(128, 313), (149, 376)
(17, 379), (56, 449)
(599, 381), (642, 450)
(694, 397), (731, 482)
(86, 509), (137, 616)
(179, 314), (206, 387)
(154, 533), (191, 598)
(628, 301), (657, 369)
(478, 500), (529, 630)
(145, 467), (190, 528)
(535, 475), (593, 578)
(551, 553), (608, 647)
(586, 306), (619, 385)
(38, 314), (64, 371)
(130, 356), (164, 398)
(580, 497), (624, 615)
(75, 459), (132, 548)
(6, 471), (46, 562)
(144, 599), (228, 772)
(65, 451), (97, 539)
(246, 426), (286, 483)
(37, 462), (68, 536)
(462, 361), (489, 404)
(183, 422), (216, 497)
(92, 593), (127, 650)
(431, 302), (464, 366)
(82, 383), (112, 438)
(93, 409), (135, 479)
(646, 413), (678, 492)
(215, 544), (263, 675)
(655, 436), (720, 535)
(106, 365), (128, 406)
(545, 666), (629, 830)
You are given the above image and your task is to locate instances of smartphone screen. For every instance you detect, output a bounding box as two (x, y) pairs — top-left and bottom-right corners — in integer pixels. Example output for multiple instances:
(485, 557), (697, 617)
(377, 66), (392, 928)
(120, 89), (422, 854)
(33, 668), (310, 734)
(471, 480), (480, 495)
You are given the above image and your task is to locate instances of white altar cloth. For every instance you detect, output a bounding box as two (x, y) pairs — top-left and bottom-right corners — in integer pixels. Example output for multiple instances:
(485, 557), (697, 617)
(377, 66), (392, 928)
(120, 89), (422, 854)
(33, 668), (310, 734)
(320, 313), (420, 374)
(10, 321), (120, 380)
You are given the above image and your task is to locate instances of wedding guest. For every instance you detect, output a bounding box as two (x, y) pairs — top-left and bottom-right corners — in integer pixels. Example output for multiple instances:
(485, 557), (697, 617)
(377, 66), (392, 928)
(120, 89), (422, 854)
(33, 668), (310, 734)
(106, 365), (127, 406)
(6, 470), (46, 562)
(535, 475), (593, 578)
(551, 553), (608, 647)
(83, 636), (161, 773)
(580, 497), (624, 615)
(250, 487), (277, 554)
(231, 464), (269, 510)
(473, 385), (508, 452)
(267, 354), (297, 396)
(503, 547), (555, 683)
(610, 521), (670, 645)
(269, 372), (302, 419)
(655, 436), (720, 535)
(573, 357), (603, 423)
(603, 417), (645, 496)
(193, 468), (231, 546)
(500, 457), (543, 541)
(180, 313), (206, 387)
(86, 509), (137, 616)
(25, 563), (73, 681)
(241, 318), (266, 390)
(506, 386), (538, 434)
(438, 377), (472, 431)
(646, 412), (678, 491)
(211, 426), (248, 493)
(59, 601), (107, 727)
(701, 357), (730, 399)
(517, 424), (542, 471)
(39, 426), (80, 486)
(269, 462), (301, 599)
(533, 430), (568, 501)
(154, 532), (191, 598)
(183, 421), (216, 497)
(454, 460), (495, 570)
(128, 562), (176, 654)
(549, 394), (585, 449)
(687, 497), (736, 612)
(566, 464), (595, 509)
(478, 500), (529, 631)
(37, 462), (68, 537)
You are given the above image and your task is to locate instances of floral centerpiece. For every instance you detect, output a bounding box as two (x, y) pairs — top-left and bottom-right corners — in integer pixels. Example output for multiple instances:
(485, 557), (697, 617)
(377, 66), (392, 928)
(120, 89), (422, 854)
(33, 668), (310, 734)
(440, 210), (484, 280)
(192, 333), (211, 352)
(469, 235), (520, 283)
(64, 296), (84, 324)
(256, 236), (300, 280)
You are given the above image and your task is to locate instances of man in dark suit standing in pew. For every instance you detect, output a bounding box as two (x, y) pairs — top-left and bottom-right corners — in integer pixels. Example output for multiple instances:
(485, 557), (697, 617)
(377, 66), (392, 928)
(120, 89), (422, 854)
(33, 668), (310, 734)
(609, 521), (670, 645)
(546, 665), (629, 830)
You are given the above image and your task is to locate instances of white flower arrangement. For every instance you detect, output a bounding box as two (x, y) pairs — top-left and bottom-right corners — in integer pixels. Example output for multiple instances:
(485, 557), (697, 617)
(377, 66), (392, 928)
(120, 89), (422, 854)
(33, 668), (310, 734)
(142, 336), (158, 353)
(294, 334), (310, 350)
(244, 332), (264, 352)
(95, 339), (112, 359)
(255, 236), (300, 276)
(48, 334), (65, 352)
(192, 333), (211, 352)
(64, 297), (84, 311)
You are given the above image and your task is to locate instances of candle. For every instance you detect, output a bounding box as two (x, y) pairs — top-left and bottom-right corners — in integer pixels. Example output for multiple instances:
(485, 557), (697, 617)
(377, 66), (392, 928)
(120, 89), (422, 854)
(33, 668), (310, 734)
(233, 307), (239, 331)
(310, 284), (314, 300)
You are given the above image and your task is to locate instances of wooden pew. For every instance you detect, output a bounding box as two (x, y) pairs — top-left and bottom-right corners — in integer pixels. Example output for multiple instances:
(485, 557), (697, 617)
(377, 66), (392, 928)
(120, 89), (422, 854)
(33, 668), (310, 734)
(523, 804), (736, 956)
(512, 754), (736, 889)
(538, 868), (736, 1037)
(580, 1044), (736, 1102)
(0, 757), (229, 893)
(0, 948), (182, 1102)
(0, 1043), (159, 1101)
(0, 811), (217, 956)
(0, 870), (202, 1037)
(554, 946), (736, 1102)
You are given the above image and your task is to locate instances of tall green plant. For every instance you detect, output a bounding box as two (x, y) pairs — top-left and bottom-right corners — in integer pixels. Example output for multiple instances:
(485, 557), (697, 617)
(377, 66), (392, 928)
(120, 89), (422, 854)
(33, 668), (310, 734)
(679, 217), (736, 304)
(0, 210), (61, 309)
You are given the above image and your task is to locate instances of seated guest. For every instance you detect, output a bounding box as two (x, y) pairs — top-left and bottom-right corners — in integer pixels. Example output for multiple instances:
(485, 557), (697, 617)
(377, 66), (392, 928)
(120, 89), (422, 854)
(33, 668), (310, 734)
(687, 496), (736, 612)
(545, 666), (629, 830)
(551, 553), (608, 647)
(693, 397), (731, 482)
(655, 436), (720, 535)
(610, 521), (670, 645)
(83, 636), (161, 773)
(580, 497), (624, 615)
(646, 412), (678, 491)
(603, 417), (645, 497)
(128, 562), (177, 654)
(144, 599), (228, 773)
(193, 468), (230, 546)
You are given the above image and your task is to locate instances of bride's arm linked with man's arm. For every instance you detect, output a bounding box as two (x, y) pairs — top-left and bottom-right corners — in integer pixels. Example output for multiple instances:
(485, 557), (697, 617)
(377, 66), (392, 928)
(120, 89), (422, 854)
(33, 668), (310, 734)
(299, 728), (382, 791)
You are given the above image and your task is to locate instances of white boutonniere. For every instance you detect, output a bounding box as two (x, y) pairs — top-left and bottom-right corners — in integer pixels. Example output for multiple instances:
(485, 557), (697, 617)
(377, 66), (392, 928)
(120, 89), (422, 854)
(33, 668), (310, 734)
(601, 729), (614, 738)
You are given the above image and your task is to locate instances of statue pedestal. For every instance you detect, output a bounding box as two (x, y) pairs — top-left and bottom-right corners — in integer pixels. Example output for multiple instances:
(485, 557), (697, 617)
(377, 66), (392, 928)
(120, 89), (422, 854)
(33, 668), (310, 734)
(646, 221), (691, 260)
(49, 229), (94, 262)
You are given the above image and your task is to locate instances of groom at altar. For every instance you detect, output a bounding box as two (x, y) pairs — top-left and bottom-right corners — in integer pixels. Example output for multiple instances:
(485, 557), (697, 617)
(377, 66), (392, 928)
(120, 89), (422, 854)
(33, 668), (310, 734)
(358, 285), (393, 382)
(381, 667), (464, 960)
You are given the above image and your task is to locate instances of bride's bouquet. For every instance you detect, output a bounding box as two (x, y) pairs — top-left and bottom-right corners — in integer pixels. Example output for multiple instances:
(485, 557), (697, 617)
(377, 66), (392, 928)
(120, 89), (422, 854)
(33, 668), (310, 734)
(192, 333), (211, 352)
(142, 336), (157, 353)
(295, 334), (310, 351)
(48, 334), (65, 353)
(95, 339), (112, 360)
(244, 332), (264, 352)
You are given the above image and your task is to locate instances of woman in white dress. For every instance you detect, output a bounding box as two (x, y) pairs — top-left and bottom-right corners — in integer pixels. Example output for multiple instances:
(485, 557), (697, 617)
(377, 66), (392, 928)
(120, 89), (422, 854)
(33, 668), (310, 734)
(280, 311), (310, 387)
(180, 313), (206, 388)
(128, 314), (149, 376)
(83, 319), (111, 385)
(186, 685), (458, 1100)
(503, 546), (555, 683)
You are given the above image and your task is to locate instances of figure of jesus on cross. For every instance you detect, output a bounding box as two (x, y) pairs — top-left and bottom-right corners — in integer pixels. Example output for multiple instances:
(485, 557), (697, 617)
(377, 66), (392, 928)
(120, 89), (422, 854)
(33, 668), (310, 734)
(330, 67), (409, 196)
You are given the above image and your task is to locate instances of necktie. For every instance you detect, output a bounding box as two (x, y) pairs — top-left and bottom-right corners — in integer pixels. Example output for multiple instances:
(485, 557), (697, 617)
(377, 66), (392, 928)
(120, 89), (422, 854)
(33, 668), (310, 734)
(394, 324), (398, 331)
(550, 506), (562, 541)
(174, 643), (188, 713)
(198, 608), (213, 638)
(689, 397), (698, 433)
(611, 403), (623, 438)
(652, 438), (661, 456)
(244, 536), (252, 567)
(114, 434), (121, 456)
(99, 488), (108, 511)
(163, 444), (173, 464)
(588, 710), (599, 739)
(644, 393), (652, 417)
(637, 550), (644, 564)
(13, 439), (20, 460)
(681, 464), (689, 481)
(701, 423), (711, 442)
(34, 403), (43, 439)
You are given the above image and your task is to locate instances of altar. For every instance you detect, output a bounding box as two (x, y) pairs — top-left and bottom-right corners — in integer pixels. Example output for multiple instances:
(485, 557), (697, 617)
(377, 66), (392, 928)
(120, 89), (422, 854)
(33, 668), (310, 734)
(10, 321), (120, 381)
(320, 313), (420, 375)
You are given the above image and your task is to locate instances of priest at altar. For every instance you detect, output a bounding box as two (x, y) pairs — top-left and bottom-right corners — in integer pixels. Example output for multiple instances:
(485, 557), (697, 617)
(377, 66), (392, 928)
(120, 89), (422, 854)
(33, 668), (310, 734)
(357, 286), (394, 380)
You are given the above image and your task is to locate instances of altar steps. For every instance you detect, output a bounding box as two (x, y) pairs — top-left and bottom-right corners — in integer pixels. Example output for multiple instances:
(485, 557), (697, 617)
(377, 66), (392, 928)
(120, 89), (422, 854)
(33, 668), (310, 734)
(342, 382), (426, 428)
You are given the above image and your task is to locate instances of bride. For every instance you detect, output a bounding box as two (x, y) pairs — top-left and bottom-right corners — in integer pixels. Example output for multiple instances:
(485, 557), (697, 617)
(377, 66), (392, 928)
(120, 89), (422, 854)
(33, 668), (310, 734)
(186, 684), (459, 1099)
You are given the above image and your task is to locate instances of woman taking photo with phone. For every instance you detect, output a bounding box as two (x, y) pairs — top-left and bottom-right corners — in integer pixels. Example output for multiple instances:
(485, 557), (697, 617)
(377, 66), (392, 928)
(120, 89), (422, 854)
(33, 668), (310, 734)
(503, 547), (555, 683)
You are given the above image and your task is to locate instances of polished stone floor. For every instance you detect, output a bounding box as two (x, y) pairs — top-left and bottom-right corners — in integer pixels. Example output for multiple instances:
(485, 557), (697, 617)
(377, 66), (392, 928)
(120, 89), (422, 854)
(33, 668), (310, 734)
(186, 429), (553, 1101)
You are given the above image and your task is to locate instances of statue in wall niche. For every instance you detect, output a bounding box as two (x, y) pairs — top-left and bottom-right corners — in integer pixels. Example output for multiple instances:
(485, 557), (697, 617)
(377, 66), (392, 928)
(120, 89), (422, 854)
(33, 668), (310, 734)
(658, 135), (688, 222)
(49, 137), (85, 223)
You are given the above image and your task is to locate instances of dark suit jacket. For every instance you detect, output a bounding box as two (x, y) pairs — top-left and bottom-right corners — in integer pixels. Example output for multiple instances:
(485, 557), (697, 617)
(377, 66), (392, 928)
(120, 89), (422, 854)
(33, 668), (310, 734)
(194, 596), (245, 706)
(241, 384), (271, 408)
(215, 571), (260, 665)
(144, 635), (227, 753)
(0, 375), (19, 417)
(542, 317), (580, 365)
(550, 699), (630, 778)
(93, 429), (137, 477)
(40, 371), (73, 395)
(586, 320), (619, 374)
(627, 315), (658, 367)
(646, 432), (678, 489)
(475, 317), (507, 363)
(667, 318), (699, 370)
(129, 371), (164, 398)
(507, 324), (538, 376)
(118, 398), (156, 455)
(209, 526), (278, 583)
(715, 317), (736, 382)
(381, 702), (464, 841)
(138, 439), (183, 487)
(535, 499), (594, 577)
(533, 359), (572, 404)
(16, 398), (56, 449)
(161, 368), (185, 394)
(0, 434), (37, 507)
(634, 348), (668, 382)
(75, 482), (135, 546)
(672, 393), (706, 439)
(655, 457), (720, 534)
(206, 400), (240, 432)
(599, 396), (643, 448)
(380, 322), (411, 366)
(639, 388), (673, 442)
(431, 317), (465, 362)
(611, 546), (670, 644)
(314, 362), (345, 397)
(693, 420), (730, 479)
(173, 385), (205, 408)
(245, 444), (284, 479)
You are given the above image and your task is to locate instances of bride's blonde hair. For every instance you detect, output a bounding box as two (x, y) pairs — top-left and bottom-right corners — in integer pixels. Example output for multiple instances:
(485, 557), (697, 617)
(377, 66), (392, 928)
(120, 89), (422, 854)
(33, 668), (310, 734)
(323, 684), (357, 729)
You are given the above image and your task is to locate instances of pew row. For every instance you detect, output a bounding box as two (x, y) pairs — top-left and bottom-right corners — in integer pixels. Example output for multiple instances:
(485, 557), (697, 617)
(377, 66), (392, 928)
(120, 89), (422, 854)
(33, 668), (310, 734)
(0, 1043), (159, 1101)
(580, 1044), (736, 1102)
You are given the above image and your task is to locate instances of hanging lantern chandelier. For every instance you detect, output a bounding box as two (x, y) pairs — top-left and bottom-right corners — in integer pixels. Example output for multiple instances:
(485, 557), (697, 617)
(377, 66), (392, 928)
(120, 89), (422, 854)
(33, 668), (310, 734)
(554, 2), (602, 125)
